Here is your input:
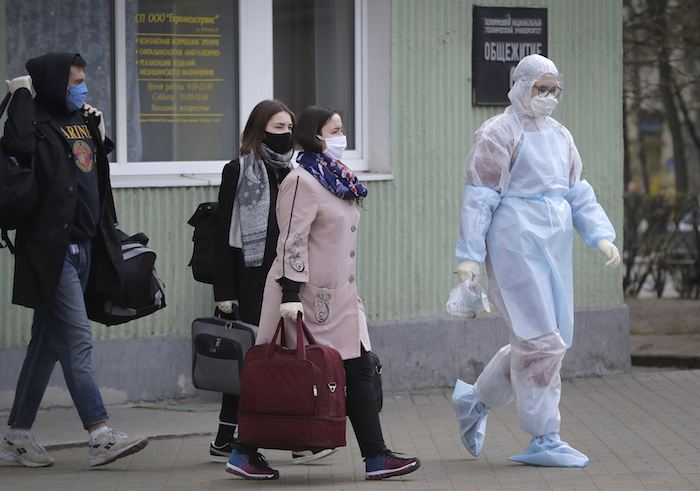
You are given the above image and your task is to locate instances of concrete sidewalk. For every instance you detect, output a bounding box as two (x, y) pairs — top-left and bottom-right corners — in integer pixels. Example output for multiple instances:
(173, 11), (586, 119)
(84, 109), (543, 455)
(1, 368), (700, 490)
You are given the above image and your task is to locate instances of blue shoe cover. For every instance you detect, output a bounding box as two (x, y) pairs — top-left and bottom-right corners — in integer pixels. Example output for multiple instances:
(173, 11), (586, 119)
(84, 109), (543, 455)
(508, 433), (589, 467)
(452, 379), (489, 456)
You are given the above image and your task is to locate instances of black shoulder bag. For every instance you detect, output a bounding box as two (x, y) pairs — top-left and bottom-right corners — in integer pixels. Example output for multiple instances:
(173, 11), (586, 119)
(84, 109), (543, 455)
(0, 92), (39, 252)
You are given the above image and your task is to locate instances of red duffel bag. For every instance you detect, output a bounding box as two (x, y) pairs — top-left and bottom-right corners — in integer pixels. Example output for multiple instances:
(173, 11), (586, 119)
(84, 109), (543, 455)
(237, 315), (346, 451)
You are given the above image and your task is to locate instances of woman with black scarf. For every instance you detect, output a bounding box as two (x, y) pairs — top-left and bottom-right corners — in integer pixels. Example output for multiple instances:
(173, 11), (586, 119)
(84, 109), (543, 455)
(210, 100), (337, 465)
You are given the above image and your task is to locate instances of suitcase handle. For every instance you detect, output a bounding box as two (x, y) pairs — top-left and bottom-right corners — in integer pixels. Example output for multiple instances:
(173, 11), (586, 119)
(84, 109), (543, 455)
(214, 306), (241, 321)
(265, 314), (318, 359)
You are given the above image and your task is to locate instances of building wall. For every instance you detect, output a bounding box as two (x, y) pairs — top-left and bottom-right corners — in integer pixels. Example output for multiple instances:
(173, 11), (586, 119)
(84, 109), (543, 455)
(0, 0), (624, 342)
(0, 1), (626, 404)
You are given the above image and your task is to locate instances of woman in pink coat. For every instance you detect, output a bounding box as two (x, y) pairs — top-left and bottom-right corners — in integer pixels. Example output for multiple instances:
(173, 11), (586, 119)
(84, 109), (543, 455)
(225, 106), (421, 481)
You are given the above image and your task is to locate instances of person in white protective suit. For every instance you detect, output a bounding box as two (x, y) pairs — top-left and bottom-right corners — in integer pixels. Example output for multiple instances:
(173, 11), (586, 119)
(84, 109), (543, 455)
(452, 54), (621, 468)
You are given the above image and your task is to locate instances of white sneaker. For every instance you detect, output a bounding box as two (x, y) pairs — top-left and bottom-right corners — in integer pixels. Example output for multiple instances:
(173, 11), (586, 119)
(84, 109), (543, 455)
(0, 434), (54, 468)
(210, 440), (236, 463)
(291, 448), (338, 464)
(88, 428), (148, 467)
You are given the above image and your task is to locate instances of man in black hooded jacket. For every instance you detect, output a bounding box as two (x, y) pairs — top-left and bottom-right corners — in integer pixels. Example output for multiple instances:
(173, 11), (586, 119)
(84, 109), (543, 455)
(0, 52), (148, 468)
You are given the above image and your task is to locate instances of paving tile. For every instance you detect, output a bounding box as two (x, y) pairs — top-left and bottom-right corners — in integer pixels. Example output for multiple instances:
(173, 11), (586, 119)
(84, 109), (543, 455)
(2, 369), (700, 489)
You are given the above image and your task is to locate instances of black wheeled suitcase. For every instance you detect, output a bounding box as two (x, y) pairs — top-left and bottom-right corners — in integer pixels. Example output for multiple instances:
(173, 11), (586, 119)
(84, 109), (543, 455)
(191, 314), (259, 394)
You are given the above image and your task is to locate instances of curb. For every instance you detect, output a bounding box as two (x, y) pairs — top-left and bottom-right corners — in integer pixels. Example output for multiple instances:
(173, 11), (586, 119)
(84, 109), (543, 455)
(631, 355), (700, 369)
(44, 431), (215, 451)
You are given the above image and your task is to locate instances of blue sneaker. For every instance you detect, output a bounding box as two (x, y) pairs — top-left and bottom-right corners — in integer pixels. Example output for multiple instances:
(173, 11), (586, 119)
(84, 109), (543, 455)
(226, 442), (279, 480)
(365, 449), (420, 480)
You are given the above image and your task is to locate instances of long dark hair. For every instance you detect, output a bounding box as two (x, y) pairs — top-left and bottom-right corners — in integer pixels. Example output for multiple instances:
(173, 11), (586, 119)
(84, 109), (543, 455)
(294, 105), (338, 153)
(240, 100), (295, 158)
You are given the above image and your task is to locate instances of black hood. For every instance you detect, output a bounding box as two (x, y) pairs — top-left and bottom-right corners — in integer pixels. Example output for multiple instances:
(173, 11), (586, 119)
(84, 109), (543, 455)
(26, 52), (79, 116)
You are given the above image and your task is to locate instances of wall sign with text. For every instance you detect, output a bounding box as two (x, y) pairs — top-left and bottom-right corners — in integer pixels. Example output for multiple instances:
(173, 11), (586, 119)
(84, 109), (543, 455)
(472, 6), (548, 106)
(126, 0), (237, 162)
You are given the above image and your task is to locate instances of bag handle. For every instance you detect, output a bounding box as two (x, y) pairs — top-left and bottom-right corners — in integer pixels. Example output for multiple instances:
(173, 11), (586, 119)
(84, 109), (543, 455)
(265, 318), (288, 358)
(1, 228), (16, 253)
(264, 314), (317, 360)
(214, 305), (241, 321)
(0, 92), (12, 118)
(298, 314), (317, 345)
(126, 232), (149, 246)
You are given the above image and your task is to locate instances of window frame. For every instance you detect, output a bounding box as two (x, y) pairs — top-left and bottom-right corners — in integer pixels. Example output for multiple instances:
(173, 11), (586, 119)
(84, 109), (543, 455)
(111, 0), (377, 188)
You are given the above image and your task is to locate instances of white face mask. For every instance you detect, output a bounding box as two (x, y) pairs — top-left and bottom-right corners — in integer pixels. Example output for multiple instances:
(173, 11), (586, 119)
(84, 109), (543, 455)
(530, 94), (559, 117)
(317, 134), (347, 161)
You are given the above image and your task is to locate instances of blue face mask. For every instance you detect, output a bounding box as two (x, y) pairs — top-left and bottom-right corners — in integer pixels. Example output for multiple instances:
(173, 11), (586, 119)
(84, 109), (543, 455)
(66, 83), (88, 112)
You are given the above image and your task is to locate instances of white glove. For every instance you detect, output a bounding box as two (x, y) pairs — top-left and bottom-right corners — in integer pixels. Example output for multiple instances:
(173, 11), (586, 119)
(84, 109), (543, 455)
(6, 75), (31, 95)
(217, 299), (239, 314)
(280, 302), (304, 321)
(597, 239), (620, 269)
(456, 259), (480, 283)
(82, 103), (106, 142)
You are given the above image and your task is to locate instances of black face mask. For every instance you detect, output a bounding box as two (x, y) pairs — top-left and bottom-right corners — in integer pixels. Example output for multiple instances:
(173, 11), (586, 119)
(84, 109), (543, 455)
(262, 131), (293, 154)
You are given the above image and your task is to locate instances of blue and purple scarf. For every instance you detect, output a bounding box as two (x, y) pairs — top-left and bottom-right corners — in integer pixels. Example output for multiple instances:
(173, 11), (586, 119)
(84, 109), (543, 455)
(297, 151), (368, 200)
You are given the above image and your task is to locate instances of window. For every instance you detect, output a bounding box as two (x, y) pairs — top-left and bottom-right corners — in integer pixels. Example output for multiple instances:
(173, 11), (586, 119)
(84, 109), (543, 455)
(125, 0), (237, 162)
(273, 0), (356, 151)
(5, 0), (114, 141)
(5, 0), (387, 185)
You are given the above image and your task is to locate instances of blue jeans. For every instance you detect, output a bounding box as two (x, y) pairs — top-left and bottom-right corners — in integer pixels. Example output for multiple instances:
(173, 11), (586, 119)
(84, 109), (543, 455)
(8, 242), (108, 429)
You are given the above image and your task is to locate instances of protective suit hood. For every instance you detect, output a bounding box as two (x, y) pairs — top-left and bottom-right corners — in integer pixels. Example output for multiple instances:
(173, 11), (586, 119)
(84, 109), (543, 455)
(26, 52), (79, 116)
(507, 54), (558, 118)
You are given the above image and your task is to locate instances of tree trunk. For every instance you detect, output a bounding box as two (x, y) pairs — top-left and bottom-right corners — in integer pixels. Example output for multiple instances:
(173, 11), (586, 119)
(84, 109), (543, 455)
(673, 80), (700, 154)
(631, 60), (650, 193)
(649, 0), (688, 193)
(660, 60), (688, 192)
(623, 96), (631, 189)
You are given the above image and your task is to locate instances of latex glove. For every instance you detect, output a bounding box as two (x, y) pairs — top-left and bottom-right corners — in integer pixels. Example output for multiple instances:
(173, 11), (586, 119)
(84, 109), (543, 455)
(597, 239), (620, 269)
(280, 302), (304, 321)
(457, 259), (480, 283)
(6, 75), (31, 95)
(217, 299), (239, 314)
(82, 103), (106, 142)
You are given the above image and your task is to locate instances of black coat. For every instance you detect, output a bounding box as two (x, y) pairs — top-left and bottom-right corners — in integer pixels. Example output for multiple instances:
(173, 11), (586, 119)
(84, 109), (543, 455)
(1, 54), (123, 310)
(213, 159), (287, 325)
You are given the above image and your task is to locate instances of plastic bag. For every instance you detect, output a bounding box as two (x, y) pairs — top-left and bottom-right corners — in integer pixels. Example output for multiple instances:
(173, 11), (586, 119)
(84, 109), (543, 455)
(446, 279), (491, 319)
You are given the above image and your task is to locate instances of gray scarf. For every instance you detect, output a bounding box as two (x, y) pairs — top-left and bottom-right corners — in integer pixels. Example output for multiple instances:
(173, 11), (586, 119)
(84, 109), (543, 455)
(229, 144), (292, 267)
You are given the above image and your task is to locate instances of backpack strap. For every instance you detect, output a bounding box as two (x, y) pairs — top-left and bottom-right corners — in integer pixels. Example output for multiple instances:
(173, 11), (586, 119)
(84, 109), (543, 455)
(128, 232), (149, 246)
(0, 92), (11, 117)
(0, 228), (16, 253)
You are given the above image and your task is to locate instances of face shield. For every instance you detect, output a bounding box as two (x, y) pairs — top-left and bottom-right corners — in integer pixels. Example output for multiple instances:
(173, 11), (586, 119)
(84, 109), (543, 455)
(549, 73), (565, 123)
(507, 54), (561, 119)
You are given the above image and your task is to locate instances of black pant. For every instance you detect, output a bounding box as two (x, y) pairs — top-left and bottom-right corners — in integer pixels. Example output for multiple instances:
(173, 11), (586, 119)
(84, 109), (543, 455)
(344, 347), (385, 458)
(220, 393), (239, 424)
